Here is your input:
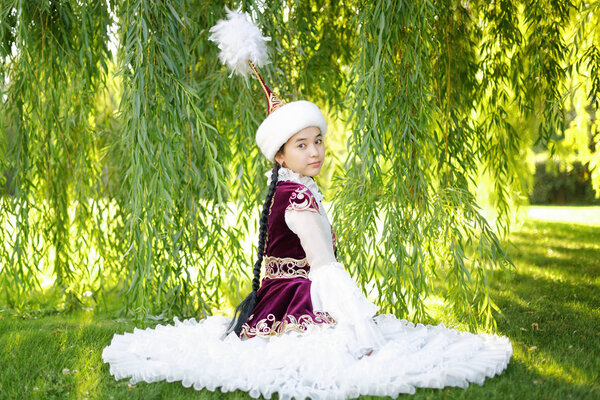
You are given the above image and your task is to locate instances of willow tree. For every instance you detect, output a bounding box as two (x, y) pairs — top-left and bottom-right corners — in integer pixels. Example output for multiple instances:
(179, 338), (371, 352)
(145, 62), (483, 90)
(1, 0), (598, 328)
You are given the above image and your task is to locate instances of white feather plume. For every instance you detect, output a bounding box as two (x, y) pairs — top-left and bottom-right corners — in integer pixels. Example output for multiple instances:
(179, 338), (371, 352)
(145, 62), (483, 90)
(209, 8), (271, 77)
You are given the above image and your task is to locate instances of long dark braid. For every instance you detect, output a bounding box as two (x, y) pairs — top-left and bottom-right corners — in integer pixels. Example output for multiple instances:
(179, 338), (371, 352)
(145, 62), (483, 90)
(228, 161), (281, 336)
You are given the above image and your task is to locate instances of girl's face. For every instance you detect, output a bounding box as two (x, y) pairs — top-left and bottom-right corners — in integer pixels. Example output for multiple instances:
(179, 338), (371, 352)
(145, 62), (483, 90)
(275, 126), (325, 177)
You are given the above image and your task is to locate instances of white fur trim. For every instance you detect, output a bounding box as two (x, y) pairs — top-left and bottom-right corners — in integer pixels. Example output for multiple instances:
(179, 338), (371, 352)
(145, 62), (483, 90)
(256, 101), (327, 161)
(208, 8), (270, 77)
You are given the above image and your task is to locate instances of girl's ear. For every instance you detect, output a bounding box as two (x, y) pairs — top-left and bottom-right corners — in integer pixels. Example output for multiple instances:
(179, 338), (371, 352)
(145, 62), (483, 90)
(275, 152), (284, 167)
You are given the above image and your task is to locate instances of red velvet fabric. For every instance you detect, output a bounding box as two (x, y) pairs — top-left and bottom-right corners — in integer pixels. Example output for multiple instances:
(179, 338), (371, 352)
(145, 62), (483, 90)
(265, 181), (318, 259)
(240, 181), (336, 338)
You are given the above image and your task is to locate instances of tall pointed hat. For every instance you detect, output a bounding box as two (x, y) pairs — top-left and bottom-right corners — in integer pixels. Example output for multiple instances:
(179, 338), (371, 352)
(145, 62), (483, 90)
(209, 8), (327, 161)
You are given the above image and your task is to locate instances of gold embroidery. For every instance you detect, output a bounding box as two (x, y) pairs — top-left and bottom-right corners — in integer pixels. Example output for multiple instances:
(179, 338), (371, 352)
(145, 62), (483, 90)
(247, 61), (287, 115)
(264, 191), (277, 254)
(269, 92), (286, 113)
(264, 256), (309, 279)
(287, 186), (319, 213)
(240, 311), (336, 338)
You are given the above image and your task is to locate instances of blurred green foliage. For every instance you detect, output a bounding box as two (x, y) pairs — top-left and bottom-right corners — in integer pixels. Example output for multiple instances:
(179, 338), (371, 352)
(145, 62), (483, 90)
(530, 160), (599, 204)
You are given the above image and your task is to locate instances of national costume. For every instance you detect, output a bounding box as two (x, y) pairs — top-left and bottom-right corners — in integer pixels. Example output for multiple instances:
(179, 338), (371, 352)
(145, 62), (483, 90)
(239, 176), (337, 339)
(102, 8), (512, 399)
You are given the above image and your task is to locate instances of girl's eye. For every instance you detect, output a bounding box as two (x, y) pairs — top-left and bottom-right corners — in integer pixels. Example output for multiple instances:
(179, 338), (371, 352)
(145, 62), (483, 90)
(298, 143), (306, 149)
(316, 139), (322, 144)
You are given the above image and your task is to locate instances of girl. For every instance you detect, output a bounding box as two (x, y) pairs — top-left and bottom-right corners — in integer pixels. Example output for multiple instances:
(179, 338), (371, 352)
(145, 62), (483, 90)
(103, 10), (512, 399)
(231, 124), (384, 361)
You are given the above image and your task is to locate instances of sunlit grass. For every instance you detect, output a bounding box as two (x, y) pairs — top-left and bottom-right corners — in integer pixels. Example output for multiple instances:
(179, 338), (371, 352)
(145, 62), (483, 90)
(484, 211), (600, 399)
(0, 206), (599, 399)
(524, 205), (600, 226)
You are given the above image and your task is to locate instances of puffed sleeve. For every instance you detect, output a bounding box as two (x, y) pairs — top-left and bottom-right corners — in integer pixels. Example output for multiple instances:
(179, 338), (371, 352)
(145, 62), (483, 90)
(285, 197), (385, 355)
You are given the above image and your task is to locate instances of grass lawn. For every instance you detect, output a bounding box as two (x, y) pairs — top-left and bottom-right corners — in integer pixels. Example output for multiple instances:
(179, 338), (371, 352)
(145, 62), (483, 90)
(1, 206), (599, 399)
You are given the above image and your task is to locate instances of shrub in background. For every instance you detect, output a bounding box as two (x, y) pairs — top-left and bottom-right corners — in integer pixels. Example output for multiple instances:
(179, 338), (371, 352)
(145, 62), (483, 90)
(530, 160), (599, 204)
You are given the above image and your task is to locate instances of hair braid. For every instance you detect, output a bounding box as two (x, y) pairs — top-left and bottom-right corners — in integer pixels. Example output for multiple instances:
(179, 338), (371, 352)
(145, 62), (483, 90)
(228, 162), (281, 336)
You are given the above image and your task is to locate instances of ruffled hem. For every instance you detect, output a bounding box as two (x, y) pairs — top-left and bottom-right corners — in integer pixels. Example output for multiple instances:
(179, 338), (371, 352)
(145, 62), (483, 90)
(102, 314), (512, 399)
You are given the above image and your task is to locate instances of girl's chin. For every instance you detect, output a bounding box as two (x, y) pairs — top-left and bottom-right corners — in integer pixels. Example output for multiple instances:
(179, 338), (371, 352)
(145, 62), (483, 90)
(285, 164), (322, 177)
(303, 166), (322, 177)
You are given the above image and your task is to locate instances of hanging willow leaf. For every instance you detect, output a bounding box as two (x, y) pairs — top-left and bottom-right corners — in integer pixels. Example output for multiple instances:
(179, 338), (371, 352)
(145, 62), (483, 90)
(0, 0), (598, 329)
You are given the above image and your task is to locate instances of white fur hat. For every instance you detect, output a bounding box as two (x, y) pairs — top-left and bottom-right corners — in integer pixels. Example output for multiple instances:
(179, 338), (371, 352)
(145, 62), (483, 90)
(209, 9), (327, 161)
(256, 100), (327, 161)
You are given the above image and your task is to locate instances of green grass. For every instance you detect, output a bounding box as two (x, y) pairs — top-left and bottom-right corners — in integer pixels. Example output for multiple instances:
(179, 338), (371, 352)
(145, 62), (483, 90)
(1, 207), (599, 399)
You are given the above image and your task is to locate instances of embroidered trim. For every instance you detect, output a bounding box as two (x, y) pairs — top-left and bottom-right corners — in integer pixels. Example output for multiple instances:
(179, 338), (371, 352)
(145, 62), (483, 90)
(240, 311), (336, 338)
(264, 190), (277, 253)
(331, 229), (337, 251)
(264, 256), (309, 279)
(268, 92), (286, 113)
(287, 186), (319, 213)
(265, 167), (324, 202)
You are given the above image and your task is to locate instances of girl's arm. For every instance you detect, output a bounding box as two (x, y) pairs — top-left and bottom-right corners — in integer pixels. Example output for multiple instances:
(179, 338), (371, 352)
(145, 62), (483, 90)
(285, 208), (385, 353)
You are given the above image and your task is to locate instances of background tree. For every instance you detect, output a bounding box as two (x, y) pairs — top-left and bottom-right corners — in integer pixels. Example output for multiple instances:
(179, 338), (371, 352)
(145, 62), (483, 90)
(1, 0), (598, 328)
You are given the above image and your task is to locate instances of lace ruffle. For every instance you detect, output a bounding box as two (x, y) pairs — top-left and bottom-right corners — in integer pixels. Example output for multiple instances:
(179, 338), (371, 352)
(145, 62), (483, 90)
(103, 315), (513, 399)
(266, 167), (324, 202)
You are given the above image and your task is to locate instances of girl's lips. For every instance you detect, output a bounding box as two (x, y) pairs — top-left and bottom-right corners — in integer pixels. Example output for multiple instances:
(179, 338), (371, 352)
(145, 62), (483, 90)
(308, 162), (321, 167)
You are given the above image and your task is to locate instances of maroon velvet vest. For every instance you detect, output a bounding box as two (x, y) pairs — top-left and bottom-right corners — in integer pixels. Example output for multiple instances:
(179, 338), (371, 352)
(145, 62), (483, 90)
(239, 180), (336, 338)
(267, 182), (320, 253)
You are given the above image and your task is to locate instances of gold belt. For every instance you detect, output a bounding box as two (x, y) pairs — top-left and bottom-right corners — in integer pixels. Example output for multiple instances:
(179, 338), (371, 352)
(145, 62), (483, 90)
(263, 256), (309, 279)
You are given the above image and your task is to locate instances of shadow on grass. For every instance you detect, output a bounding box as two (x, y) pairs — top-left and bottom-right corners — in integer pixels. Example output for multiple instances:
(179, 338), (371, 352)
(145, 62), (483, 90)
(487, 220), (600, 399)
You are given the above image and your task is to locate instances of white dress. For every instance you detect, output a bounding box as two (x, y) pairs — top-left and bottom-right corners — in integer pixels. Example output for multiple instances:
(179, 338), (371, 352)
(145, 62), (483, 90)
(102, 168), (512, 399)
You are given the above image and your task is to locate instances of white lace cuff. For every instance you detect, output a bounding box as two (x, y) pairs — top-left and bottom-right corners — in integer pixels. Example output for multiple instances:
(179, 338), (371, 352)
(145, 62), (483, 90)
(309, 262), (378, 323)
(309, 262), (384, 355)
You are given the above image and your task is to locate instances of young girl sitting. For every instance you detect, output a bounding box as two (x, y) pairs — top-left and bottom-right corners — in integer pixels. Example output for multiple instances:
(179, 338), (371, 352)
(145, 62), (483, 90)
(102, 9), (512, 399)
(232, 124), (384, 361)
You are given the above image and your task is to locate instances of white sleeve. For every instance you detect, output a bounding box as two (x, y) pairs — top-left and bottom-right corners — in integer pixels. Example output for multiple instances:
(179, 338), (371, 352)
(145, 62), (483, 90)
(285, 208), (385, 353)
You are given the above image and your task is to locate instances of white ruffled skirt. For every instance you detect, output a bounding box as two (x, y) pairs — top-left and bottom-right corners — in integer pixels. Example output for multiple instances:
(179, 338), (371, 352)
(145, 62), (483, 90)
(102, 314), (512, 399)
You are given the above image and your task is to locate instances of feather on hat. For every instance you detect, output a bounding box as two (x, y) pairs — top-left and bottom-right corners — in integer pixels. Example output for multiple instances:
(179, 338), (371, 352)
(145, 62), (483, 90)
(209, 8), (327, 161)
